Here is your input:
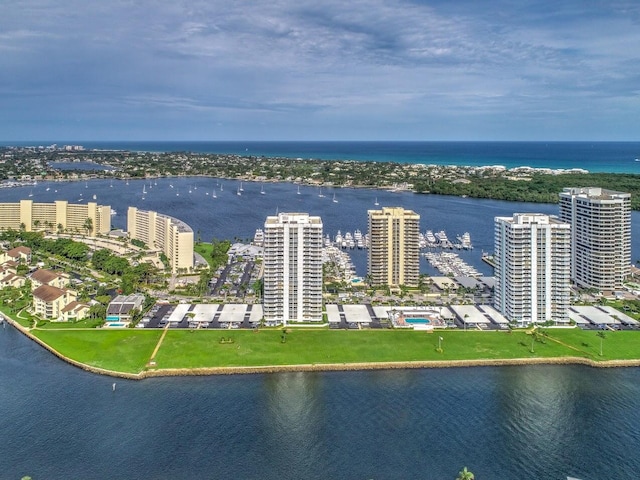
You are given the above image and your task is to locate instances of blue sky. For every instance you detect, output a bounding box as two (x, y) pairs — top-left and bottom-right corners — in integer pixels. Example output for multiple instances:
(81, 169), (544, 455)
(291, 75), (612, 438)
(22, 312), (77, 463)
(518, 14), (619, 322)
(2, 0), (640, 141)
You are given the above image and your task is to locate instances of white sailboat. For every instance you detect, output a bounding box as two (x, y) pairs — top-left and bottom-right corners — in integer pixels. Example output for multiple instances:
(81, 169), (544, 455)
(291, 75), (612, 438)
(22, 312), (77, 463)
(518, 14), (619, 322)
(142, 185), (147, 195)
(297, 185), (301, 195)
(374, 197), (379, 206)
(332, 193), (338, 203)
(318, 187), (325, 198)
(260, 184), (265, 195)
(212, 188), (217, 199)
(237, 185), (242, 196)
(239, 182), (244, 192)
(28, 189), (33, 197)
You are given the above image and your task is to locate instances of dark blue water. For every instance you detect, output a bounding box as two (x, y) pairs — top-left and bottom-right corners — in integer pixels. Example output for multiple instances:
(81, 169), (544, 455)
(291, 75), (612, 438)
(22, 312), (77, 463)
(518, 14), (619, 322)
(6, 140), (640, 172)
(1, 325), (639, 480)
(3, 177), (640, 276)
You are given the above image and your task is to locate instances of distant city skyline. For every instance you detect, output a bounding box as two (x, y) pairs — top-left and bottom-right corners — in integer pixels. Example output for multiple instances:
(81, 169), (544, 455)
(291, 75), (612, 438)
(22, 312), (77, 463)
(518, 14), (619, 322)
(2, 1), (640, 141)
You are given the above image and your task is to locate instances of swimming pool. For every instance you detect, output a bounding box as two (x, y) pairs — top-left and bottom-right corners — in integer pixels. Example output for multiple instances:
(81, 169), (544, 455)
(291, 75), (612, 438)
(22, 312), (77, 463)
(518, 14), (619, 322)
(106, 322), (127, 327)
(405, 317), (431, 324)
(106, 316), (120, 321)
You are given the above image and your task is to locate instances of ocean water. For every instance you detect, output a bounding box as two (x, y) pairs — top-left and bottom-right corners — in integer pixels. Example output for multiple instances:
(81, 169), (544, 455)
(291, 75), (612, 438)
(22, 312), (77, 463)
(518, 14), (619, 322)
(6, 140), (640, 173)
(1, 326), (639, 480)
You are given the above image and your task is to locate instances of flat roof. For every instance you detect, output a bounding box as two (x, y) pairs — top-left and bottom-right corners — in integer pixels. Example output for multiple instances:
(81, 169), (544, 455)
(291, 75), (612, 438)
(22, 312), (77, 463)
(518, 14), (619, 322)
(477, 305), (509, 324)
(191, 304), (220, 323)
(219, 304), (247, 323)
(167, 303), (191, 323)
(342, 304), (372, 323)
(326, 304), (341, 323)
(569, 306), (620, 325)
(450, 305), (490, 324)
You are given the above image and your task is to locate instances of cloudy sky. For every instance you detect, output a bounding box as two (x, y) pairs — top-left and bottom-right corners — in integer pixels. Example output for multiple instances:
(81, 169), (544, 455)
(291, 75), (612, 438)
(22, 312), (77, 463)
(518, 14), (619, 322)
(2, 0), (640, 141)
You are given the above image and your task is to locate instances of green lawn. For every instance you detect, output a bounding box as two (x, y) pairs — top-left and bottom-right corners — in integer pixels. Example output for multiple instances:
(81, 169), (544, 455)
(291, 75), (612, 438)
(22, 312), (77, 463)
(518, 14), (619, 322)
(193, 243), (213, 266)
(32, 329), (162, 373)
(23, 327), (640, 375)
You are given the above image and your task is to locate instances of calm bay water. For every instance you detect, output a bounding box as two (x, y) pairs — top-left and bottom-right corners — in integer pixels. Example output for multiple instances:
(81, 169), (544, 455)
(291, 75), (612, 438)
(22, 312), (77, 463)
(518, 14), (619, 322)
(1, 326), (640, 480)
(2, 142), (640, 479)
(3, 177), (640, 276)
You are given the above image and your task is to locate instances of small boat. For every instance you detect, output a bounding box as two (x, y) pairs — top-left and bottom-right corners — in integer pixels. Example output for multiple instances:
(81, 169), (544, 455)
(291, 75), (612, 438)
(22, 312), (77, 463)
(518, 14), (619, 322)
(142, 185), (147, 195)
(332, 193), (338, 203)
(92, 194), (97, 200)
(45, 187), (50, 191)
(297, 185), (301, 195)
(318, 187), (325, 198)
(28, 190), (33, 197)
(374, 197), (379, 206)
(261, 184), (265, 195)
(212, 189), (217, 199)
(237, 185), (242, 196)
(239, 182), (244, 192)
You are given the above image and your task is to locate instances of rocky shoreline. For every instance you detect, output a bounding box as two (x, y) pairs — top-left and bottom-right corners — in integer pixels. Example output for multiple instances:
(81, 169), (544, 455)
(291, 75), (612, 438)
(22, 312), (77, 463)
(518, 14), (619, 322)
(4, 315), (640, 380)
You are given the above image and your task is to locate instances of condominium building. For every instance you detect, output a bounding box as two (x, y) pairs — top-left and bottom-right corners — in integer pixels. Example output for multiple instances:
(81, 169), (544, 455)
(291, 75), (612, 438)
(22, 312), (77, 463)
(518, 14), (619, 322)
(559, 187), (631, 290)
(127, 207), (194, 273)
(0, 200), (111, 235)
(263, 212), (323, 325)
(494, 213), (571, 326)
(367, 207), (420, 287)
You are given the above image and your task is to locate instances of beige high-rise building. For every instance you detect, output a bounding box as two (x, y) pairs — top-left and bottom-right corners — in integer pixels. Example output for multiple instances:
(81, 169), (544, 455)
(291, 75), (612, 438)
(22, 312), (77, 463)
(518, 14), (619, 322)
(559, 187), (631, 290)
(127, 207), (194, 273)
(0, 199), (110, 235)
(367, 207), (420, 287)
(263, 212), (323, 326)
(494, 213), (571, 326)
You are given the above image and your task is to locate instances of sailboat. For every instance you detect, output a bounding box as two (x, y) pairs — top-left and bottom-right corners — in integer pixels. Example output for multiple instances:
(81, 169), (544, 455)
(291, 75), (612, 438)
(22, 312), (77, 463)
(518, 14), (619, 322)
(297, 185), (301, 195)
(237, 185), (242, 196)
(332, 193), (338, 203)
(92, 194), (97, 200)
(239, 182), (244, 192)
(318, 187), (325, 198)
(142, 185), (147, 195)
(212, 188), (217, 199)
(28, 189), (33, 197)
(374, 197), (379, 206)
(260, 184), (265, 195)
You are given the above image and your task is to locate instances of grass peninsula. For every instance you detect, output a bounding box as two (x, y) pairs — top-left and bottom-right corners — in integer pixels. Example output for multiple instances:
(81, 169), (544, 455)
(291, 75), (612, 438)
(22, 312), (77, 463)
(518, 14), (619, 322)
(16, 324), (640, 377)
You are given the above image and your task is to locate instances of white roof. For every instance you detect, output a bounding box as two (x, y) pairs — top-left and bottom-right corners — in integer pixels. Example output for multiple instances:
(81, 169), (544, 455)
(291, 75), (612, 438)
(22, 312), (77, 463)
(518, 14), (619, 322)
(191, 304), (220, 323)
(342, 304), (372, 323)
(569, 306), (620, 325)
(167, 303), (191, 323)
(220, 303), (248, 323)
(477, 305), (509, 324)
(326, 304), (341, 323)
(450, 305), (490, 324)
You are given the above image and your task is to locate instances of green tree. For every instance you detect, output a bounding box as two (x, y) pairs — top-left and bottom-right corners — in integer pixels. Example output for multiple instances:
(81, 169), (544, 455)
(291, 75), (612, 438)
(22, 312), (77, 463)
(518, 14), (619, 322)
(456, 467), (475, 480)
(83, 217), (93, 236)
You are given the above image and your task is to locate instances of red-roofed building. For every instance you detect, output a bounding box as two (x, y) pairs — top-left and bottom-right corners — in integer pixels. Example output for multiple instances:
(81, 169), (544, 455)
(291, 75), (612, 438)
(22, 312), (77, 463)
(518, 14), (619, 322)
(32, 285), (77, 320)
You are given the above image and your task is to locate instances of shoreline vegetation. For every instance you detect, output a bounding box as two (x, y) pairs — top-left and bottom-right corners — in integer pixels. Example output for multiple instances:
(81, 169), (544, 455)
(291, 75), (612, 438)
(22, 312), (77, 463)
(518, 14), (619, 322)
(4, 146), (640, 209)
(4, 315), (640, 380)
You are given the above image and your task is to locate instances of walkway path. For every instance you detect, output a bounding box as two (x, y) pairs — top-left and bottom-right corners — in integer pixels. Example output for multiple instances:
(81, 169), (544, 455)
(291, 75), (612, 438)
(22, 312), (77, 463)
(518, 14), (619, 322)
(148, 322), (171, 365)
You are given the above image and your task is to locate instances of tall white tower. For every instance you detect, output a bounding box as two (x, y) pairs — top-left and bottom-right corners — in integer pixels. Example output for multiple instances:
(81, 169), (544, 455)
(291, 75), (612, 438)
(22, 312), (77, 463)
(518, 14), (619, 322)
(494, 213), (571, 326)
(263, 212), (323, 326)
(559, 187), (631, 290)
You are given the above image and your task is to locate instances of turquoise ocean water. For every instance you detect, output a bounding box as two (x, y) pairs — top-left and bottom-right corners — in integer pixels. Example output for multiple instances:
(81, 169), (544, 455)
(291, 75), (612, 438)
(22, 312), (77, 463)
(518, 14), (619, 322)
(7, 140), (640, 172)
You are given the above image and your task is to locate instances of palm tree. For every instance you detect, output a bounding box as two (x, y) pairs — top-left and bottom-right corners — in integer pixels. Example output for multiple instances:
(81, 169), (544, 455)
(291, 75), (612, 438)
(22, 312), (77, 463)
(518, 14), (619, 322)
(456, 467), (475, 480)
(596, 331), (606, 356)
(83, 217), (93, 236)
